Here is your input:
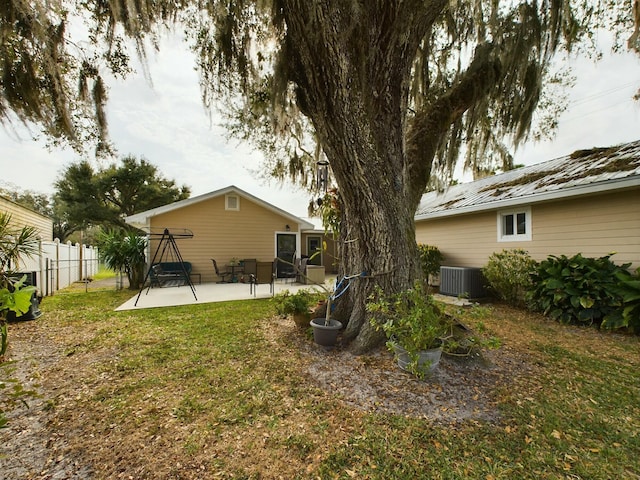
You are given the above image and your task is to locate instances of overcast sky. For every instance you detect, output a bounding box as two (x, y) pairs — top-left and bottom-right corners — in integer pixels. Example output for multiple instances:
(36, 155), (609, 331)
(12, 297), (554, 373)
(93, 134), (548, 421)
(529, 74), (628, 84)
(1, 30), (639, 219)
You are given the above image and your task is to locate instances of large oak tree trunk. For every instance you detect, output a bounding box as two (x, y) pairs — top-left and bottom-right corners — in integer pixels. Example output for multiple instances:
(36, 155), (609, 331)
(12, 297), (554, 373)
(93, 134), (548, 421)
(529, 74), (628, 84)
(282, 1), (445, 352)
(324, 132), (425, 353)
(335, 179), (422, 353)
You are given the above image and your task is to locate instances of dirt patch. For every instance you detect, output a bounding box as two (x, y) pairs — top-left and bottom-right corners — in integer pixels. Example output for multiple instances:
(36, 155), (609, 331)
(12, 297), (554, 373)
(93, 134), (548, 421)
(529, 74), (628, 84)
(1, 279), (128, 479)
(270, 315), (537, 424)
(1, 320), (93, 479)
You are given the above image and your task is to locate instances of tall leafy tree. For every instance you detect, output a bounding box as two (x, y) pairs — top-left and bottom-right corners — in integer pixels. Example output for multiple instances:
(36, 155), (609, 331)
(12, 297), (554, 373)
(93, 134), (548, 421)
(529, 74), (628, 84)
(97, 156), (191, 217)
(1, 1), (636, 352)
(54, 156), (190, 236)
(54, 160), (112, 234)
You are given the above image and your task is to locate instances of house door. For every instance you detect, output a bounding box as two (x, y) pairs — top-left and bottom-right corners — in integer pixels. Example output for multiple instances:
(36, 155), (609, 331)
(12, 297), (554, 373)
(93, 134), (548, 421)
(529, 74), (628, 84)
(276, 233), (297, 278)
(306, 235), (322, 265)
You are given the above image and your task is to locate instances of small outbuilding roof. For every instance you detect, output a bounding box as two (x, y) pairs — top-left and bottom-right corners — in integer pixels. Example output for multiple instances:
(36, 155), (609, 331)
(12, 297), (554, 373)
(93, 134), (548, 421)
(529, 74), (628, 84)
(125, 185), (315, 230)
(415, 140), (640, 220)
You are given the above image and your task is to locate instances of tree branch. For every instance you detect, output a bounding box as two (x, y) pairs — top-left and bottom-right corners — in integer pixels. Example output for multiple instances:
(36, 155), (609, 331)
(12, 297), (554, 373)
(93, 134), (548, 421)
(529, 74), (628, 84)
(406, 42), (501, 197)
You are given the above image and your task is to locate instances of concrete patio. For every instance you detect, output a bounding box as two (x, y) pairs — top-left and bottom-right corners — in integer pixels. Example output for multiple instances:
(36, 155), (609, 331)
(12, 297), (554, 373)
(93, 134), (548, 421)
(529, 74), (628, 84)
(115, 278), (333, 311)
(113, 273), (470, 311)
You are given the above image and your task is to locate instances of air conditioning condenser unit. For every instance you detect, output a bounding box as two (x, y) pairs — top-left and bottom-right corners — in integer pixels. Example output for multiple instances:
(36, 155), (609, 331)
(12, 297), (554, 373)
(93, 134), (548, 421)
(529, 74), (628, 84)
(439, 266), (486, 299)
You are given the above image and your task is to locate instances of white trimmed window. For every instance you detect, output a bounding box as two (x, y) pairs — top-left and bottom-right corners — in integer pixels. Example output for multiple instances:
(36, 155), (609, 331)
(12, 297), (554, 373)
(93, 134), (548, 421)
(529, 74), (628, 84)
(497, 207), (531, 242)
(225, 194), (240, 211)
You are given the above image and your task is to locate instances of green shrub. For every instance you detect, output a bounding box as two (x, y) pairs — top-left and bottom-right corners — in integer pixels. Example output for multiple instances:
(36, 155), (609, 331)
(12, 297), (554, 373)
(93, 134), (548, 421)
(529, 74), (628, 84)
(367, 282), (449, 352)
(367, 282), (451, 378)
(602, 267), (640, 333)
(272, 289), (322, 316)
(417, 244), (444, 279)
(528, 253), (629, 326)
(1, 212), (40, 356)
(482, 249), (537, 307)
(367, 282), (500, 378)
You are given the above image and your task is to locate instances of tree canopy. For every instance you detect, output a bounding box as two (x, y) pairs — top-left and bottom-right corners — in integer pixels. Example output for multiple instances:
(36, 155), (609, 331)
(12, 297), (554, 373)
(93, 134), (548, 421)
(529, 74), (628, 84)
(54, 155), (190, 237)
(1, 0), (636, 352)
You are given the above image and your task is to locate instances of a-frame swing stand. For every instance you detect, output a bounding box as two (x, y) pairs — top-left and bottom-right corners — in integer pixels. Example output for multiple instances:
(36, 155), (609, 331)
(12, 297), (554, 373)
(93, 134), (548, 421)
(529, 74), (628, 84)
(135, 228), (197, 306)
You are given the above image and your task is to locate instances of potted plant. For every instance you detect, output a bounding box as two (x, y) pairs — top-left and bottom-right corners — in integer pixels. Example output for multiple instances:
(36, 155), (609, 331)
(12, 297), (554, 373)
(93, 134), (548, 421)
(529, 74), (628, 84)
(309, 271), (374, 347)
(273, 289), (320, 329)
(309, 269), (364, 348)
(367, 281), (451, 377)
(309, 290), (343, 347)
(273, 252), (344, 347)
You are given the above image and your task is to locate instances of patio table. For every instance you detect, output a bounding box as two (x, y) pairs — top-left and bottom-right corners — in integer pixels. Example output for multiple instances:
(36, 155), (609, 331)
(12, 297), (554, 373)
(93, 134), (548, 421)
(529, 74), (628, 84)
(226, 264), (244, 282)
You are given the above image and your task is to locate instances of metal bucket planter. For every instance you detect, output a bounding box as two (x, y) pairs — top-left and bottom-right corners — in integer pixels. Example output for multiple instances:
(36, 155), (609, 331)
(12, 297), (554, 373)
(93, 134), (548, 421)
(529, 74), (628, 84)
(310, 318), (343, 347)
(391, 342), (443, 374)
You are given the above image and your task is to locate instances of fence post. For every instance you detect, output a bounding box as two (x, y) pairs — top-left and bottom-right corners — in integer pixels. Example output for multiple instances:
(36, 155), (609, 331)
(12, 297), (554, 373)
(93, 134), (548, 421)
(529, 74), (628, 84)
(55, 239), (60, 292)
(45, 258), (50, 296)
(79, 231), (84, 281)
(38, 238), (43, 292)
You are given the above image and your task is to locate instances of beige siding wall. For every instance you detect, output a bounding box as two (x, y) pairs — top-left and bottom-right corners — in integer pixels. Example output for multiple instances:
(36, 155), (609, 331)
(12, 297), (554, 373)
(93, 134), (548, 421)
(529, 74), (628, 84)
(415, 189), (640, 269)
(300, 232), (340, 273)
(416, 211), (496, 267)
(0, 197), (53, 240)
(149, 194), (301, 282)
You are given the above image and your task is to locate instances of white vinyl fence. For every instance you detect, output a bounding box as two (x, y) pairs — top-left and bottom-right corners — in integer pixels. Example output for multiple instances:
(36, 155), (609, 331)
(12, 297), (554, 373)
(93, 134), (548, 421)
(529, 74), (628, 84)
(15, 239), (100, 296)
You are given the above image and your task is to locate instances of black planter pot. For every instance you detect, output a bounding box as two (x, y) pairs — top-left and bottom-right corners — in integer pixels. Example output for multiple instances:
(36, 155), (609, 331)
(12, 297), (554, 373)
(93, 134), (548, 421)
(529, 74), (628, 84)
(310, 318), (342, 347)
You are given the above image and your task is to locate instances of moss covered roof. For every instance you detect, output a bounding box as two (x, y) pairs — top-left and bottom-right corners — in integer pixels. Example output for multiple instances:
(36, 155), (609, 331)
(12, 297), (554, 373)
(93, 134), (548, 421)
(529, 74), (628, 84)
(416, 140), (640, 219)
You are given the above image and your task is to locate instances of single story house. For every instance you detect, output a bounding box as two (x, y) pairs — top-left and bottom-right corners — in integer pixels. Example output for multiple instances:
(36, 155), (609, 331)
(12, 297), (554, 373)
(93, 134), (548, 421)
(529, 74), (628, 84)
(1, 196), (53, 241)
(415, 140), (640, 271)
(125, 185), (338, 283)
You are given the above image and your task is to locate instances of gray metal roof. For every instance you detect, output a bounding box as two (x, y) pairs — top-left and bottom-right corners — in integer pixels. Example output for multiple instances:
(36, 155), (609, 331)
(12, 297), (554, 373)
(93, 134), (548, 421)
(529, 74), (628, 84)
(415, 140), (640, 220)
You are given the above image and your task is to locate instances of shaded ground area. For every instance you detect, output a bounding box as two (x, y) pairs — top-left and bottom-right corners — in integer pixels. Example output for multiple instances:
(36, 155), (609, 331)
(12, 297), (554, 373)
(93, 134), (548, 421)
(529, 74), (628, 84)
(1, 280), (124, 479)
(1, 319), (91, 479)
(1, 289), (607, 479)
(272, 315), (536, 424)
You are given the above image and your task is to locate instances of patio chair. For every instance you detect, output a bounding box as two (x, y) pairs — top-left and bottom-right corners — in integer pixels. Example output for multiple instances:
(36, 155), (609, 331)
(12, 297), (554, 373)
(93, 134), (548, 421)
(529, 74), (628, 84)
(294, 258), (308, 283)
(279, 256), (297, 284)
(211, 259), (233, 283)
(272, 258), (278, 282)
(249, 260), (277, 297)
(242, 258), (257, 280)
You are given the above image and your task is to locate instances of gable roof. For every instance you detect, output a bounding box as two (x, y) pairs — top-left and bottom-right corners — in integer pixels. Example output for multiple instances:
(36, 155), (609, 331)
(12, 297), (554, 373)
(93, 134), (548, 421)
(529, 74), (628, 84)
(125, 185), (315, 230)
(415, 140), (640, 221)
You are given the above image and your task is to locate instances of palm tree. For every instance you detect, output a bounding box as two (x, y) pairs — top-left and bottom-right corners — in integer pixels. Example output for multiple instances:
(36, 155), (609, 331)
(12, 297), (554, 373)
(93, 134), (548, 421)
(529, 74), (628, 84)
(97, 229), (147, 290)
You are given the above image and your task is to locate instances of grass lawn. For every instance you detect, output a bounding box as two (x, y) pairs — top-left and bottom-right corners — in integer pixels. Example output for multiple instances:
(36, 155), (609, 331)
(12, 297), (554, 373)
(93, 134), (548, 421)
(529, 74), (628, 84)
(2, 287), (639, 479)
